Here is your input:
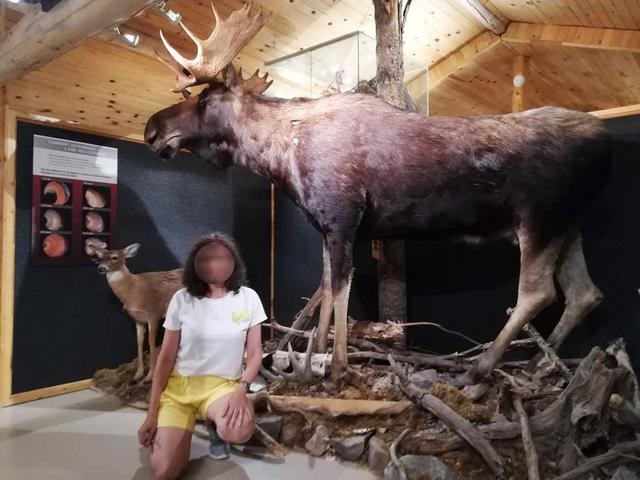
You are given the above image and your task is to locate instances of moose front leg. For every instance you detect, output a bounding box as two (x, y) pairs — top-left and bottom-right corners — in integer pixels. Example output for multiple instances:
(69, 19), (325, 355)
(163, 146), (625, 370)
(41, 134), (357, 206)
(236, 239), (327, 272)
(330, 267), (354, 383)
(459, 225), (565, 386)
(315, 239), (334, 353)
(322, 229), (358, 385)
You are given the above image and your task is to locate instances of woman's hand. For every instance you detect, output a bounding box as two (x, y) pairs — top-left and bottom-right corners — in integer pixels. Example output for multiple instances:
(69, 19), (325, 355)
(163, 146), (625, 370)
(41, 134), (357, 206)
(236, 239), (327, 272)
(138, 413), (158, 448)
(221, 384), (254, 430)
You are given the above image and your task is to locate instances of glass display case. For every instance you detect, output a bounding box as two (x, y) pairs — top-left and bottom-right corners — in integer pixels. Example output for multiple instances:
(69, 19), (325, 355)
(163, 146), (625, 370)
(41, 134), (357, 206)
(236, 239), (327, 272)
(264, 30), (428, 113)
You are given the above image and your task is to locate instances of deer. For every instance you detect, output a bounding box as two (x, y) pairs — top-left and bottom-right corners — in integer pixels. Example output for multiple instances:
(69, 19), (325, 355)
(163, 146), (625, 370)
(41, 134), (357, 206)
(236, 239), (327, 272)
(87, 242), (183, 382)
(143, 2), (612, 389)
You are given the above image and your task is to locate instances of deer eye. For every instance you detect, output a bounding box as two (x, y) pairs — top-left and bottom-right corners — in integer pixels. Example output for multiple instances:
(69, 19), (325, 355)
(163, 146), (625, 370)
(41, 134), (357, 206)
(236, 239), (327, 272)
(111, 255), (118, 261)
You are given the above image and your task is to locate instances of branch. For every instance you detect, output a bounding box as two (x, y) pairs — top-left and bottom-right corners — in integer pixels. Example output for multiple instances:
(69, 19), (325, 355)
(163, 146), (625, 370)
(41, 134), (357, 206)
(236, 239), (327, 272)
(253, 424), (287, 460)
(348, 350), (464, 370)
(395, 321), (482, 346)
(389, 355), (504, 478)
(390, 428), (411, 480)
(496, 369), (540, 480)
(550, 440), (640, 480)
(249, 392), (412, 417)
(401, 0), (414, 34)
(523, 323), (572, 379)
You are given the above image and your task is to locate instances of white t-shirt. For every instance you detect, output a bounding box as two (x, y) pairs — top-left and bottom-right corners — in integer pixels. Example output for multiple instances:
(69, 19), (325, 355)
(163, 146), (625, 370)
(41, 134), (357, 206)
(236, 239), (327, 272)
(162, 286), (268, 379)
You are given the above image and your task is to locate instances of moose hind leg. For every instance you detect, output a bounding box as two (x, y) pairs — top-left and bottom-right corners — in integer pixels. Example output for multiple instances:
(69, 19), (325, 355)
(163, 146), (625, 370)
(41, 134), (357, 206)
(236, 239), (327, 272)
(547, 232), (603, 350)
(464, 225), (565, 385)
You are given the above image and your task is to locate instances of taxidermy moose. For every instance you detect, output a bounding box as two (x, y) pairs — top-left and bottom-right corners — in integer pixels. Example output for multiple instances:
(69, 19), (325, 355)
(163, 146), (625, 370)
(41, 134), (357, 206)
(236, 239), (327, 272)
(144, 2), (612, 387)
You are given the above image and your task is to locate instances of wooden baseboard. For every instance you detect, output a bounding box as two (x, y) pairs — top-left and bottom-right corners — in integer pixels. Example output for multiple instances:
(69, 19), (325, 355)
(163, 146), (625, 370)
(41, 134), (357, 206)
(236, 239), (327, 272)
(3, 378), (94, 407)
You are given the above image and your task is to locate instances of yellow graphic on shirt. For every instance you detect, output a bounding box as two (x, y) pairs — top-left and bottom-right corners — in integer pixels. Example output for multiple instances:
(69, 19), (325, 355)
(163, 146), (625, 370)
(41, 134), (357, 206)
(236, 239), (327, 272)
(231, 308), (250, 324)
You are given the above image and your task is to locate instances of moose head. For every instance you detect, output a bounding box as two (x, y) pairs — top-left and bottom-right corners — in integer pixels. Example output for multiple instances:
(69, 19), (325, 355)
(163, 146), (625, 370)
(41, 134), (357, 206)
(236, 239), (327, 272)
(144, 1), (272, 164)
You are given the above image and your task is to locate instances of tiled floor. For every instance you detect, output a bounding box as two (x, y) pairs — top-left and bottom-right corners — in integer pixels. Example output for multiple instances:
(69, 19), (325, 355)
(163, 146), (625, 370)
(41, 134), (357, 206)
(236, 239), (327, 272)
(0, 389), (375, 480)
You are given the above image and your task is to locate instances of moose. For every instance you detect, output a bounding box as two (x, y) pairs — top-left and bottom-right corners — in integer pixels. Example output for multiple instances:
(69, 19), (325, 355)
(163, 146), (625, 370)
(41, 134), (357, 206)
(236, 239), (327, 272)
(144, 2), (612, 387)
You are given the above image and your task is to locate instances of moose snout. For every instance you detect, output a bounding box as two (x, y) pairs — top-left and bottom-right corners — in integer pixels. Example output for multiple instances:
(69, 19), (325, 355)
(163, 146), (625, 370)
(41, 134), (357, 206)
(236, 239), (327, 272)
(144, 117), (159, 147)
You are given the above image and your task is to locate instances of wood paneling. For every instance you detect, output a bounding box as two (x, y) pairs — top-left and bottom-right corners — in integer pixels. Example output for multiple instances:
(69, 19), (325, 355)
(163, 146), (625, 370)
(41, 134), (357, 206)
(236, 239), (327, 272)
(428, 37), (640, 116)
(3, 1), (640, 130)
(429, 41), (515, 116)
(490, 0), (640, 29)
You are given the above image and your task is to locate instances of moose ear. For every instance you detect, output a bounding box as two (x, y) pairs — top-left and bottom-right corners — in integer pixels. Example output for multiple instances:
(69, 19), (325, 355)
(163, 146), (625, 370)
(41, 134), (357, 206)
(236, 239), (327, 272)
(222, 64), (241, 92)
(124, 243), (141, 258)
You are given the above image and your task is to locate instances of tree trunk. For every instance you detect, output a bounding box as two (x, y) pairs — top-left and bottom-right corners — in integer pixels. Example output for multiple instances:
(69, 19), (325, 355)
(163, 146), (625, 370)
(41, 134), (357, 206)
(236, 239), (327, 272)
(373, 0), (408, 335)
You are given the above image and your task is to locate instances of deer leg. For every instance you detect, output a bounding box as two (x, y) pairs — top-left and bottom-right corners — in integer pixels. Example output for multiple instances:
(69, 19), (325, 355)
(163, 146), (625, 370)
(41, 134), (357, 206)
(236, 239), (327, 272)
(134, 321), (146, 381)
(315, 239), (334, 353)
(144, 320), (159, 383)
(459, 224), (565, 386)
(547, 231), (603, 350)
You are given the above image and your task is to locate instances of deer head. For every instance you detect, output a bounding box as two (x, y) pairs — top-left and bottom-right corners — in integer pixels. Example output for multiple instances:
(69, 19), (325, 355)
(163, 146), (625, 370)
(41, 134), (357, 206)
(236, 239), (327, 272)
(89, 243), (141, 274)
(145, 1), (272, 163)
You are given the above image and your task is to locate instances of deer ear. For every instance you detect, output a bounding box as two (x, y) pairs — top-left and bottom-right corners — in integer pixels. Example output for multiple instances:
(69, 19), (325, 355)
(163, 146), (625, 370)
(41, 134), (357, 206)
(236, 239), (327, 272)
(124, 243), (141, 258)
(222, 64), (241, 92)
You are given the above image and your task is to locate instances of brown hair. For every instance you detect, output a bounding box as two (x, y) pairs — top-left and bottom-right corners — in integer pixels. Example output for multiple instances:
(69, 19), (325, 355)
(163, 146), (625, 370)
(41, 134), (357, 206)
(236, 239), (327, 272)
(182, 232), (247, 298)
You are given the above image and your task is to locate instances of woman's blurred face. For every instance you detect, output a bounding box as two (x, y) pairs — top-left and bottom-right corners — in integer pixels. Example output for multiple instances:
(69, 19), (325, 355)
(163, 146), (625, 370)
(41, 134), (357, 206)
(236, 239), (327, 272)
(194, 242), (235, 285)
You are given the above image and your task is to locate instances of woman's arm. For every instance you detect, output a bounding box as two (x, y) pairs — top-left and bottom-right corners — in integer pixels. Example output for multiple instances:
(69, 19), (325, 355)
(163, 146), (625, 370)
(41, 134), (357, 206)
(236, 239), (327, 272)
(240, 323), (263, 385)
(221, 324), (263, 429)
(148, 329), (180, 416)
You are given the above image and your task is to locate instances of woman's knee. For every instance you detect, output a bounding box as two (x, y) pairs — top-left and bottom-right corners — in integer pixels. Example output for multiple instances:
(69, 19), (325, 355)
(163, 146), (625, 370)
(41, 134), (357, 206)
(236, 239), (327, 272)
(151, 449), (187, 480)
(217, 421), (255, 444)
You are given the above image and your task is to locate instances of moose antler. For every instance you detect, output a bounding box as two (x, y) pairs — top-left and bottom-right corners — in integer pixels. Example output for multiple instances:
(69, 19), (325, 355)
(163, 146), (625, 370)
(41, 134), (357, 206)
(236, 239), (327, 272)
(237, 67), (273, 95)
(155, 1), (270, 95)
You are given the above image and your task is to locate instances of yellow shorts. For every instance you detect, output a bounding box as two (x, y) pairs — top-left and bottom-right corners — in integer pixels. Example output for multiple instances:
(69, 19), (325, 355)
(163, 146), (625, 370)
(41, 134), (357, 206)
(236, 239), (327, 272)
(157, 369), (239, 432)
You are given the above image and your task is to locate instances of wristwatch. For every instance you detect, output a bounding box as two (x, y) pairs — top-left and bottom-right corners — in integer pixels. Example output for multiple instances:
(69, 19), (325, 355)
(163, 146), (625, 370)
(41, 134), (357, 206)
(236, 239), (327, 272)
(239, 380), (251, 393)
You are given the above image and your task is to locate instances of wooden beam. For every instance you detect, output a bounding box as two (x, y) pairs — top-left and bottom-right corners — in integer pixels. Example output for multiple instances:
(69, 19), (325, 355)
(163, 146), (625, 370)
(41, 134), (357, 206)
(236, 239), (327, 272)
(454, 0), (507, 35)
(412, 30), (501, 90)
(511, 55), (528, 113)
(0, 106), (17, 408)
(590, 103), (640, 119)
(503, 23), (640, 53)
(0, 0), (157, 85)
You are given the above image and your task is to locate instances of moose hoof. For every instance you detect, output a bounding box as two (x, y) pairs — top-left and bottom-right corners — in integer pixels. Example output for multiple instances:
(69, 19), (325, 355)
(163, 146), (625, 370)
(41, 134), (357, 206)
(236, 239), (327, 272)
(462, 382), (490, 401)
(453, 366), (487, 387)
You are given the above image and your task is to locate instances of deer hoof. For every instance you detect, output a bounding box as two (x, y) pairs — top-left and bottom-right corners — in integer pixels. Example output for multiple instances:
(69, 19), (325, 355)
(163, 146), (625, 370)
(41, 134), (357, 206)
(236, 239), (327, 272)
(143, 373), (153, 383)
(132, 370), (144, 382)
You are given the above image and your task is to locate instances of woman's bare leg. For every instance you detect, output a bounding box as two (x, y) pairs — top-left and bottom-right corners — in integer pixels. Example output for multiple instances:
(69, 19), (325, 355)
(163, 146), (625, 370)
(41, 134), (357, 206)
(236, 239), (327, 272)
(149, 426), (192, 480)
(205, 392), (255, 444)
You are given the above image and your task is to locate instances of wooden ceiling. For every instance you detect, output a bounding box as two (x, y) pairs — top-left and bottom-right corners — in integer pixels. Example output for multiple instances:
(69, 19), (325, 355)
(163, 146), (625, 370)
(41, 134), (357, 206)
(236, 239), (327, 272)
(2, 0), (640, 140)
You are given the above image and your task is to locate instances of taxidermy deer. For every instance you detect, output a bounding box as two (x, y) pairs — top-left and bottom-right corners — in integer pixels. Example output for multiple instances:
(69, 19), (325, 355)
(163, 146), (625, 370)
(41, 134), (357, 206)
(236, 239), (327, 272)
(88, 242), (183, 382)
(144, 2), (611, 387)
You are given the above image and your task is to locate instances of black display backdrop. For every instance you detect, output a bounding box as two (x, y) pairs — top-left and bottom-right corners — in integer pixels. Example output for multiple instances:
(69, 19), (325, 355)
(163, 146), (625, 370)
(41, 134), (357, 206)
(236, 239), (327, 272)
(12, 121), (270, 394)
(274, 115), (640, 372)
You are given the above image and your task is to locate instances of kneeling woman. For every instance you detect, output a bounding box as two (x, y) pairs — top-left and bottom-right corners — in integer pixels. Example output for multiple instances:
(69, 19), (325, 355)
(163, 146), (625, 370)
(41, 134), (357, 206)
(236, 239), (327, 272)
(138, 232), (267, 480)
